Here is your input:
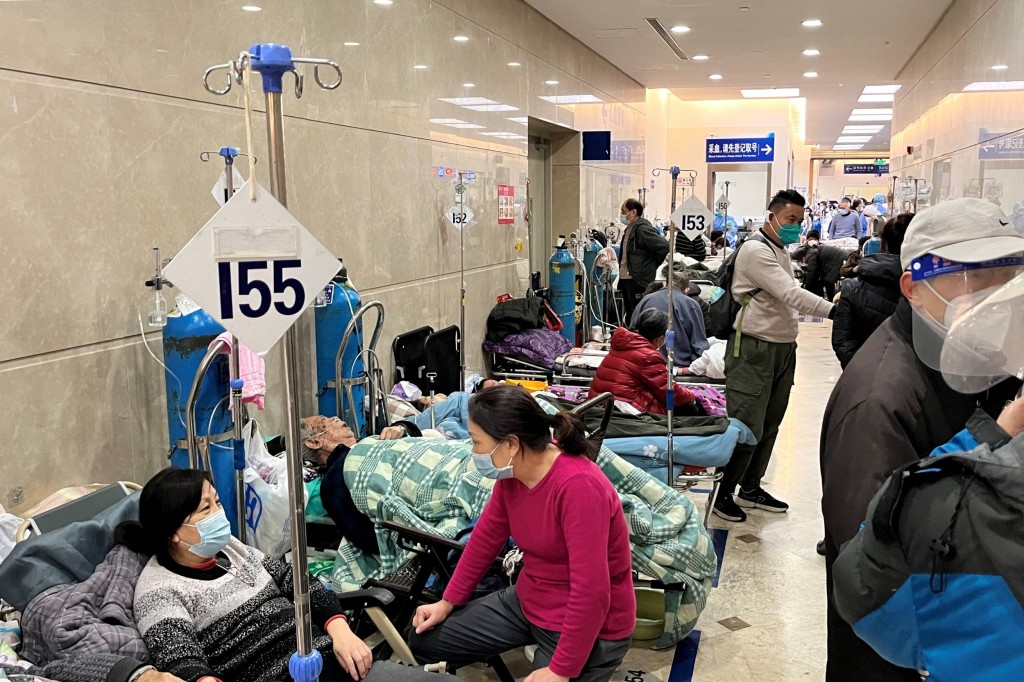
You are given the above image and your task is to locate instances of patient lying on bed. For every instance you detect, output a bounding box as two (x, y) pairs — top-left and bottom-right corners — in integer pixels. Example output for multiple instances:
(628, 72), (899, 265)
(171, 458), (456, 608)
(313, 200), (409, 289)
(589, 309), (698, 416)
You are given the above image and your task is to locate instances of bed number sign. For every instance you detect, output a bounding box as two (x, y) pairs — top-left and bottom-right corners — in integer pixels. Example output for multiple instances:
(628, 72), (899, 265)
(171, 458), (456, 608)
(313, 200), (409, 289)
(670, 195), (714, 241)
(164, 179), (342, 354)
(621, 670), (661, 682)
(446, 205), (475, 228)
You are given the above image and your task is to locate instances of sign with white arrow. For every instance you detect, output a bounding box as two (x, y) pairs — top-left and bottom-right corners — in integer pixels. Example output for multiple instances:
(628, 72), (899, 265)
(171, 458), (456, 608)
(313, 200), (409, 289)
(979, 128), (1024, 159)
(670, 195), (714, 241)
(705, 134), (776, 163)
(164, 180), (341, 355)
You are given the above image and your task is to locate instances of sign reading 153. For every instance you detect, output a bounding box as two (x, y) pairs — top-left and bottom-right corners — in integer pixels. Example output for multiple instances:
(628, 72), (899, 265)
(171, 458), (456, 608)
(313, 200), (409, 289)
(680, 215), (706, 230)
(217, 259), (306, 320)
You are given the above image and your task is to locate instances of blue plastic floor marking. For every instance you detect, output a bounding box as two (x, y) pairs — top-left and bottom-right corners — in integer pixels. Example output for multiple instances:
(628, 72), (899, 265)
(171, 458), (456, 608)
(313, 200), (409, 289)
(711, 528), (728, 588)
(667, 630), (701, 682)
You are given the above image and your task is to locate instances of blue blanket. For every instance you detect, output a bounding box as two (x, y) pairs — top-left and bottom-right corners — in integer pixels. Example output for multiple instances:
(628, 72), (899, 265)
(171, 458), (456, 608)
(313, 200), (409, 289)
(606, 418), (754, 475)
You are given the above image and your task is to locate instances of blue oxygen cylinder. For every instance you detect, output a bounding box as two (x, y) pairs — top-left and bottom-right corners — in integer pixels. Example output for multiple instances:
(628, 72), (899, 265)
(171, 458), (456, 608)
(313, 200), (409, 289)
(314, 260), (366, 435)
(582, 238), (603, 328)
(549, 237), (577, 343)
(162, 309), (239, 535)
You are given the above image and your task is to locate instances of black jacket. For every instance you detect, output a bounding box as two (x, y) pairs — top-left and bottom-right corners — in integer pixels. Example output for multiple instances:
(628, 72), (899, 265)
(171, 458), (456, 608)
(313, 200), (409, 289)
(803, 242), (849, 290)
(623, 217), (670, 289)
(320, 444), (379, 554)
(831, 254), (902, 368)
(821, 299), (1019, 552)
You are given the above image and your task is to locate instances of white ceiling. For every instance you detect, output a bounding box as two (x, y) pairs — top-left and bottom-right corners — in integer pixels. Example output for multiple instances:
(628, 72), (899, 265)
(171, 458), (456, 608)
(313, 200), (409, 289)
(523, 0), (954, 153)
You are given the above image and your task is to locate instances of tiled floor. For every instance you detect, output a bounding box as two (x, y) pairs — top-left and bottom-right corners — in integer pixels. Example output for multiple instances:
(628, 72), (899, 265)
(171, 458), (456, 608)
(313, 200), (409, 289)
(462, 321), (841, 681)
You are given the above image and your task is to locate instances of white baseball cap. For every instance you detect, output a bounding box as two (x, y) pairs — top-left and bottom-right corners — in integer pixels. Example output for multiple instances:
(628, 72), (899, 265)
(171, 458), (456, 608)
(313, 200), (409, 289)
(900, 198), (1024, 270)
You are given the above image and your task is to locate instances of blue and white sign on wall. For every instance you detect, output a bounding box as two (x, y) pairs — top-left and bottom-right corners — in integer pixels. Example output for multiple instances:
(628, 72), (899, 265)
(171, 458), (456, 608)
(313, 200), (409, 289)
(979, 129), (1024, 159)
(706, 133), (775, 163)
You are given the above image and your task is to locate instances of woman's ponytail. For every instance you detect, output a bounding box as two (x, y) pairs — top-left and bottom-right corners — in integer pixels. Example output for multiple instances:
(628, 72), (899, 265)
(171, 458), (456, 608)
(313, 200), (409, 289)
(551, 411), (598, 461)
(114, 520), (156, 556)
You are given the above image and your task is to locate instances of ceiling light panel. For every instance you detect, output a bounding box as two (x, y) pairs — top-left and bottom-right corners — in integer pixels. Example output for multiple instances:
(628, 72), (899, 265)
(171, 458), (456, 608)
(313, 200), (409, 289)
(670, 25), (690, 33)
(802, 19), (823, 27)
(851, 108), (893, 115)
(803, 49), (820, 56)
(963, 81), (1024, 91)
(849, 114), (893, 121)
(709, 74), (723, 80)
(447, 123), (486, 129)
(741, 88), (800, 98)
(863, 85), (901, 94)
(858, 94), (894, 103)
(803, 72), (818, 78)
(507, 117), (528, 124)
(539, 95), (604, 104)
(439, 97), (497, 106)
(464, 104), (519, 112)
(842, 125), (884, 133)
(833, 144), (864, 150)
(692, 54), (709, 60)
(837, 136), (872, 143)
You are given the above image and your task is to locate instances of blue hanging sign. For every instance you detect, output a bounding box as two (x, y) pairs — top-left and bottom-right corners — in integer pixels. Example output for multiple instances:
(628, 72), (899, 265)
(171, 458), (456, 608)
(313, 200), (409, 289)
(706, 134), (775, 163)
(979, 128), (1024, 159)
(845, 163), (890, 174)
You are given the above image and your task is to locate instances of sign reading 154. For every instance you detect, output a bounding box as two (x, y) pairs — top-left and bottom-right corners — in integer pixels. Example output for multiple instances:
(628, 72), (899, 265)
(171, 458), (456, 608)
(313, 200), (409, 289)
(217, 259), (306, 320)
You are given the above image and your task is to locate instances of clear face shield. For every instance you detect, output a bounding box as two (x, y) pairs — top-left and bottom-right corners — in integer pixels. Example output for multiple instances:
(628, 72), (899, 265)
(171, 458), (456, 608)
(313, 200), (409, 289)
(940, 271), (1024, 394)
(907, 255), (1024, 392)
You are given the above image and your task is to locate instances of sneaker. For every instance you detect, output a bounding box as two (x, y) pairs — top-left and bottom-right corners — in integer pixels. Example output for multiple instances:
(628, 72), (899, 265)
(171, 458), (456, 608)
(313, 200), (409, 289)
(712, 494), (747, 522)
(736, 487), (790, 513)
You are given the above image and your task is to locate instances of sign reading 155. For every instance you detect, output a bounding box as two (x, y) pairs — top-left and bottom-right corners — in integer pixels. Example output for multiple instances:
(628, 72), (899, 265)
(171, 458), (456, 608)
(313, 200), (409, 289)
(217, 259), (306, 320)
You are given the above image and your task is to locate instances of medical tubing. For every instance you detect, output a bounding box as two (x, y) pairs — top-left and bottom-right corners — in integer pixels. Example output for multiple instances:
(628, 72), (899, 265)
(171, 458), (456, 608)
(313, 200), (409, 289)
(137, 311), (188, 431)
(240, 52), (258, 201)
(207, 396), (231, 451)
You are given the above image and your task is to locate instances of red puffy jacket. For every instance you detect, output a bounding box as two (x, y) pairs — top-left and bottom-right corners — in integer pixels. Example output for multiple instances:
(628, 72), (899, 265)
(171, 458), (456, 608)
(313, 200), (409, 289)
(588, 328), (695, 415)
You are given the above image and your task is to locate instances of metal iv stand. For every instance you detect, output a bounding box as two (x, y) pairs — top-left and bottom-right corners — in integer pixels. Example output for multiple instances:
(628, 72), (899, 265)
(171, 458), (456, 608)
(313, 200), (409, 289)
(203, 43), (342, 682)
(456, 172), (467, 388)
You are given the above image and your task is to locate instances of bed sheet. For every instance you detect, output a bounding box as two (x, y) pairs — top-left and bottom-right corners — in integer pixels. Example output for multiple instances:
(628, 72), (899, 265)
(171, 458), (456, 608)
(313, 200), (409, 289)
(606, 418), (755, 471)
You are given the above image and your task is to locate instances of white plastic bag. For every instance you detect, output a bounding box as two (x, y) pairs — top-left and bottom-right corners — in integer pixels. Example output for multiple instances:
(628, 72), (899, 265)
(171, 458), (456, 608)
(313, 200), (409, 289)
(244, 420), (286, 484)
(242, 421), (306, 558)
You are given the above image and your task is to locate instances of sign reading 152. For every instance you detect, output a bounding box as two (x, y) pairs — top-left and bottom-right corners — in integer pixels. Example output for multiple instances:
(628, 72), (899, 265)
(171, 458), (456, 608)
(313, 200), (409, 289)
(449, 212), (469, 224)
(217, 259), (306, 320)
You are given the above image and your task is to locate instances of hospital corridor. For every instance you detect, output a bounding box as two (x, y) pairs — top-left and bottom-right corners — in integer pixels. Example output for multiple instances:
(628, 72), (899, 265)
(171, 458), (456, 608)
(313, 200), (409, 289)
(3, 1), (1024, 681)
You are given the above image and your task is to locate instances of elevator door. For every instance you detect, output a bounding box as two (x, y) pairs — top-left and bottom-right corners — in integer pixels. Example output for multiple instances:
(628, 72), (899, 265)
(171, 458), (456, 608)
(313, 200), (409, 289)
(527, 137), (551, 286)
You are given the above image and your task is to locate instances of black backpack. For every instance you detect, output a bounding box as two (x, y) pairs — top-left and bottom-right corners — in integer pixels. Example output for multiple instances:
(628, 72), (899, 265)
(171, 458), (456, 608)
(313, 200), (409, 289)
(707, 236), (762, 339)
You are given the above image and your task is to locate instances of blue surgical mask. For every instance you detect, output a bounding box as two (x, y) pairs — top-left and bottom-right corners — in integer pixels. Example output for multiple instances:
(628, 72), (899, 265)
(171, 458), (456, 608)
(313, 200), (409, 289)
(619, 214), (630, 226)
(183, 508), (232, 558)
(471, 443), (515, 480)
(839, 209), (850, 216)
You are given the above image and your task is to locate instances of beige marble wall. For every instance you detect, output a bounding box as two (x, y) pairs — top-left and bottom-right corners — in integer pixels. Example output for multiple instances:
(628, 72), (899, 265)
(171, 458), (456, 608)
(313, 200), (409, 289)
(890, 0), (1024, 216)
(0, 0), (644, 509)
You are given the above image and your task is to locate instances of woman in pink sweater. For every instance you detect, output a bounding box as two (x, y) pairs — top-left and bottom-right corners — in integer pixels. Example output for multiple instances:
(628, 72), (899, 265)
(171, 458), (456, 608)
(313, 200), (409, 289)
(409, 385), (635, 682)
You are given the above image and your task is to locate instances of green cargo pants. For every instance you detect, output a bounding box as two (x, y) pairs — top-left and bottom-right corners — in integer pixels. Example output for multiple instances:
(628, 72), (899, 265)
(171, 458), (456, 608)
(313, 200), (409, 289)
(720, 333), (798, 496)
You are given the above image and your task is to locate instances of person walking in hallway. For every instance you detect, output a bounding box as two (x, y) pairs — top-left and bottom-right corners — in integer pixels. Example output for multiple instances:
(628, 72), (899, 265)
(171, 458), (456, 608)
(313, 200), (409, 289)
(616, 198), (668, 322)
(827, 198), (863, 240)
(713, 190), (836, 523)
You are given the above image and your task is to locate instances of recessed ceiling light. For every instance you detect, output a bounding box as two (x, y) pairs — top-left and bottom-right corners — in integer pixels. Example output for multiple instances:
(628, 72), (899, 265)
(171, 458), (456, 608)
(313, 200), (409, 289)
(464, 103), (519, 112)
(803, 48), (820, 56)
(439, 97), (497, 106)
(241, 4), (261, 11)
(851, 108), (893, 115)
(544, 80), (559, 85)
(413, 64), (428, 70)
(834, 144), (864, 150)
(963, 80), (1024, 91)
(507, 62), (521, 67)
(373, 0), (393, 5)
(741, 87), (800, 98)
(453, 35), (469, 42)
(992, 64), (1009, 70)
(863, 84), (902, 94)
(843, 125), (885, 133)
(858, 93), (894, 103)
(803, 71), (818, 78)
(507, 117), (529, 124)
(463, 83), (475, 88)
(692, 54), (709, 61)
(429, 118), (463, 124)
(739, 6), (750, 10)
(670, 25), (691, 33)
(539, 94), (604, 104)
(343, 41), (360, 46)
(837, 135), (873, 143)
(802, 18), (822, 27)
(849, 114), (893, 122)
(709, 74), (723, 80)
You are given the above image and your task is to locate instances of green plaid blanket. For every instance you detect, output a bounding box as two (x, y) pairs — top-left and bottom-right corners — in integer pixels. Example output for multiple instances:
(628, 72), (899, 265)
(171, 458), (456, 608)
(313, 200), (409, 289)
(331, 431), (716, 649)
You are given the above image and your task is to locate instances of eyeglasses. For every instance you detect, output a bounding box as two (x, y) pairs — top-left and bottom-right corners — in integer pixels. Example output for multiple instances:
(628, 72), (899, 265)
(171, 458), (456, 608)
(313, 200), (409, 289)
(309, 416), (340, 441)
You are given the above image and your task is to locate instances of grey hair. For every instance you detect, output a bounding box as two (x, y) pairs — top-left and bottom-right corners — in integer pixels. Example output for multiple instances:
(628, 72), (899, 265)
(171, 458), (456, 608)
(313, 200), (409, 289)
(299, 417), (318, 460)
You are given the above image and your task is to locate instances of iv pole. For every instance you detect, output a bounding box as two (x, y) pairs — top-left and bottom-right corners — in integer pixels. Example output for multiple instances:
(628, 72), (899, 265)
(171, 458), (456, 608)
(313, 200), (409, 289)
(201, 146), (256, 544)
(457, 172), (467, 388)
(651, 166), (679, 485)
(203, 43), (342, 682)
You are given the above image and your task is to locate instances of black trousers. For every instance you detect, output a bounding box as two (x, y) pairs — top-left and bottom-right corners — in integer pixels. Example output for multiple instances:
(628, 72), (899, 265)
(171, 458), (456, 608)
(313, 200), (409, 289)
(618, 278), (644, 324)
(823, 538), (919, 681)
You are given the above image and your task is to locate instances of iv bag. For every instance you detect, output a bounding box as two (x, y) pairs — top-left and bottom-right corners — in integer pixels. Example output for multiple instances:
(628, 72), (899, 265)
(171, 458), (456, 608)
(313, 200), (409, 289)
(940, 272), (1024, 393)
